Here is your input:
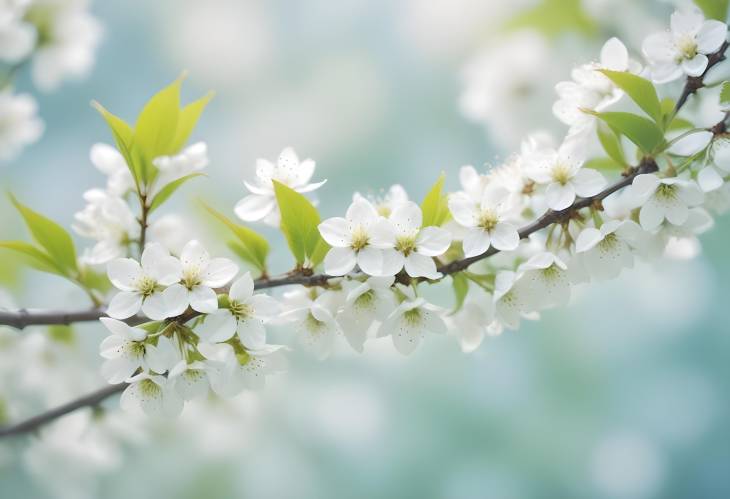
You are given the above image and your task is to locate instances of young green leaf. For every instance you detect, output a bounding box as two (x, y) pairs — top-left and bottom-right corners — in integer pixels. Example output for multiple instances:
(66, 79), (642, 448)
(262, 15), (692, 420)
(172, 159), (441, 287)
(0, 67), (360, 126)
(202, 202), (269, 272)
(599, 70), (663, 124)
(693, 0), (728, 21)
(451, 272), (469, 314)
(505, 0), (597, 38)
(583, 157), (624, 172)
(170, 91), (214, 153)
(91, 101), (141, 187)
(596, 122), (627, 167)
(9, 195), (78, 274)
(0, 241), (65, 276)
(720, 81), (730, 110)
(134, 76), (182, 161)
(590, 111), (666, 154)
(148, 173), (205, 213)
(421, 173), (450, 227)
(273, 180), (328, 266)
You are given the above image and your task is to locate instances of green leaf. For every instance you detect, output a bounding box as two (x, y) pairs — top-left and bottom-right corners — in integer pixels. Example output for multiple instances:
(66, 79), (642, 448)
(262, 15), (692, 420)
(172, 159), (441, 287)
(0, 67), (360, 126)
(596, 122), (627, 166)
(666, 117), (695, 132)
(693, 0), (728, 21)
(91, 101), (141, 187)
(202, 202), (269, 272)
(421, 173), (450, 227)
(0, 241), (65, 276)
(451, 273), (469, 314)
(583, 157), (624, 172)
(590, 111), (666, 154)
(599, 70), (663, 124)
(170, 91), (214, 153)
(721, 81), (730, 110)
(505, 0), (597, 38)
(273, 180), (328, 266)
(134, 76), (182, 162)
(148, 173), (205, 213)
(9, 195), (78, 274)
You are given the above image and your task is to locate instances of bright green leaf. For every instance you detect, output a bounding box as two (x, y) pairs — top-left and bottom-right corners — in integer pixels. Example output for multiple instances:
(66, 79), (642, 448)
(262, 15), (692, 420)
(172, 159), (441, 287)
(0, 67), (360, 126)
(9, 195), (77, 274)
(600, 70), (663, 124)
(584, 157), (624, 172)
(451, 273), (469, 314)
(202, 202), (269, 272)
(591, 111), (666, 154)
(135, 76), (182, 161)
(505, 0), (597, 38)
(273, 181), (328, 267)
(421, 173), (450, 227)
(0, 241), (65, 276)
(148, 173), (205, 213)
(666, 117), (696, 132)
(596, 122), (627, 166)
(91, 101), (141, 187)
(170, 91), (214, 153)
(693, 0), (728, 21)
(721, 81), (730, 110)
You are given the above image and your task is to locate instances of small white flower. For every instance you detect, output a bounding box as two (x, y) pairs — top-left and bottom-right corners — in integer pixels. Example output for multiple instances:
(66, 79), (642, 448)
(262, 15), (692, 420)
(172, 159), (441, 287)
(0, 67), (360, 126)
(0, 13), (35, 63)
(168, 360), (210, 401)
(337, 276), (396, 352)
(73, 189), (138, 265)
(698, 141), (730, 193)
(280, 287), (342, 360)
(574, 220), (645, 281)
(492, 271), (532, 331)
(28, 0), (103, 91)
(235, 147), (326, 226)
(628, 174), (704, 231)
(106, 243), (183, 320)
(120, 373), (183, 417)
(162, 240), (238, 315)
(448, 186), (520, 258)
(152, 141), (209, 192)
(196, 272), (279, 349)
(554, 37), (640, 133)
(447, 299), (494, 354)
(526, 142), (606, 211)
(516, 252), (571, 310)
(353, 184), (410, 218)
(378, 286), (447, 355)
(89, 143), (135, 196)
(373, 201), (452, 279)
(642, 7), (728, 83)
(98, 318), (148, 384)
(198, 342), (287, 396)
(0, 90), (43, 161)
(458, 165), (489, 203)
(318, 198), (397, 276)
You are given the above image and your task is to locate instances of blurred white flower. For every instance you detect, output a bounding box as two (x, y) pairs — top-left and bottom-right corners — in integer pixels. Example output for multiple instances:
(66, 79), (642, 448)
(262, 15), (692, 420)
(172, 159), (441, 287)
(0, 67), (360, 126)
(235, 147), (325, 226)
(280, 287), (342, 360)
(337, 276), (395, 352)
(0, 89), (43, 160)
(643, 7), (727, 83)
(628, 174), (704, 230)
(152, 141), (209, 192)
(120, 373), (183, 417)
(0, 3), (35, 63)
(574, 220), (645, 281)
(89, 143), (135, 196)
(353, 184), (409, 218)
(378, 286), (446, 355)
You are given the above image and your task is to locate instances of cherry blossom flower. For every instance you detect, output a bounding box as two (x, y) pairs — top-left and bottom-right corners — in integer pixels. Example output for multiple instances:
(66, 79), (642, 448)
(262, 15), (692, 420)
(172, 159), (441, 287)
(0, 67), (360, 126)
(642, 7), (728, 83)
(0, 90), (44, 161)
(516, 252), (571, 310)
(198, 342), (287, 396)
(574, 220), (645, 281)
(235, 147), (326, 226)
(120, 373), (183, 417)
(378, 286), (447, 355)
(628, 174), (704, 231)
(196, 272), (279, 349)
(89, 143), (135, 196)
(353, 184), (410, 218)
(698, 141), (730, 193)
(162, 240), (238, 315)
(152, 141), (209, 192)
(106, 243), (182, 320)
(337, 276), (396, 352)
(280, 287), (343, 360)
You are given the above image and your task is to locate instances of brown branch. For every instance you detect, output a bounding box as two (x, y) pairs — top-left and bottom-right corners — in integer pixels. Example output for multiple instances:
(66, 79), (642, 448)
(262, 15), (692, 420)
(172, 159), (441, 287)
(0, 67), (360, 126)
(674, 41), (728, 114)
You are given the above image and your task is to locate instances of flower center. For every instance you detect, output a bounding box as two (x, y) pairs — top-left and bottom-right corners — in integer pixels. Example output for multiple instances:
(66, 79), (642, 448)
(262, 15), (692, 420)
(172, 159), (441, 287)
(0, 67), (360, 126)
(304, 312), (326, 334)
(540, 264), (562, 280)
(655, 183), (678, 202)
(376, 204), (392, 217)
(354, 290), (375, 310)
(138, 378), (161, 397)
(675, 34), (698, 60)
(350, 226), (370, 251)
(136, 276), (159, 297)
(477, 209), (499, 231)
(182, 268), (202, 289)
(125, 341), (146, 359)
(551, 163), (572, 185)
(229, 300), (253, 320)
(403, 308), (423, 327)
(598, 232), (618, 250)
(395, 234), (418, 256)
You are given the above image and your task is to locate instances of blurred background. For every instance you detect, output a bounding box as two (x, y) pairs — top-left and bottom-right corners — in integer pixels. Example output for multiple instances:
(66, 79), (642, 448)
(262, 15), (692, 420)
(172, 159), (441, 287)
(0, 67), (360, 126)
(1, 0), (730, 498)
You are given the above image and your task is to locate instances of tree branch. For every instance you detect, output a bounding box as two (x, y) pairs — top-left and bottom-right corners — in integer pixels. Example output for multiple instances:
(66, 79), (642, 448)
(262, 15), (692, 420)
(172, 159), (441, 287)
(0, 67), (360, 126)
(674, 40), (728, 114)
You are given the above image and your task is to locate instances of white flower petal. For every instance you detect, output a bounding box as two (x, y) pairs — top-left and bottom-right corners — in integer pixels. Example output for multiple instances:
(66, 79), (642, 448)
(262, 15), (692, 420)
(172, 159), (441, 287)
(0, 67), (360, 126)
(357, 246), (385, 276)
(404, 253), (439, 279)
(448, 193), (477, 227)
(200, 258), (238, 288)
(490, 223), (520, 251)
(698, 166), (724, 192)
(545, 182), (576, 210)
(189, 285), (218, 314)
(575, 227), (603, 253)
(318, 217), (351, 247)
(697, 20), (728, 53)
(324, 247), (357, 276)
(229, 273), (254, 302)
(416, 226), (451, 256)
(462, 229), (491, 258)
(142, 292), (170, 320)
(682, 54), (708, 77)
(107, 258), (143, 291)
(237, 317), (266, 350)
(346, 199), (378, 225)
(100, 317), (147, 341)
(107, 291), (143, 320)
(162, 283), (190, 317)
(249, 294), (280, 319)
(234, 194), (275, 222)
(197, 310), (237, 343)
(572, 168), (606, 197)
(390, 201), (422, 234)
(180, 240), (209, 269)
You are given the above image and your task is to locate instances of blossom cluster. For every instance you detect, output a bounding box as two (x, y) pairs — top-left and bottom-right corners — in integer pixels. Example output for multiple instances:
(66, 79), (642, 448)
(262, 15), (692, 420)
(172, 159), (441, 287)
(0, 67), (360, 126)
(80, 5), (730, 417)
(0, 0), (101, 161)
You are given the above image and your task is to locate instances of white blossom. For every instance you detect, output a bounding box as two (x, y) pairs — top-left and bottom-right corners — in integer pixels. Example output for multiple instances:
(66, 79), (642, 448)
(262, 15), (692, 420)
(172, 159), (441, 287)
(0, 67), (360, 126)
(492, 271), (532, 331)
(516, 252), (571, 310)
(628, 174), (704, 231)
(106, 243), (182, 320)
(0, 90), (43, 161)
(235, 147), (325, 226)
(0, 5), (35, 63)
(152, 141), (209, 192)
(353, 184), (410, 218)
(280, 287), (342, 360)
(119, 373), (183, 417)
(196, 272), (279, 349)
(319, 198), (398, 276)
(89, 143), (134, 196)
(337, 276), (395, 352)
(447, 299), (494, 353)
(574, 220), (645, 281)
(448, 186), (520, 257)
(642, 7), (728, 83)
(698, 141), (730, 193)
(198, 342), (286, 396)
(378, 286), (447, 355)
(162, 240), (238, 315)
